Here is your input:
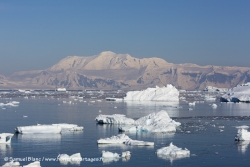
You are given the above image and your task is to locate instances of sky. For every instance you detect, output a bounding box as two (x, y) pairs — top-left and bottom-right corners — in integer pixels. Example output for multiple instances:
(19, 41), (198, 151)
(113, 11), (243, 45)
(0, 0), (250, 75)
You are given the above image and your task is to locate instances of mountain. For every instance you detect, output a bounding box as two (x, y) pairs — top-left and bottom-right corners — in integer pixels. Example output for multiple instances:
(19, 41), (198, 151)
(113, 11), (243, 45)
(2, 51), (250, 90)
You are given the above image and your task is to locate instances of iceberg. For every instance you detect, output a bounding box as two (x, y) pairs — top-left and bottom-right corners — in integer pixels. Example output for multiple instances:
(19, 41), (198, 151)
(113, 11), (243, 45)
(58, 153), (82, 165)
(97, 134), (130, 144)
(203, 86), (228, 92)
(0, 133), (14, 144)
(124, 85), (179, 101)
(0, 101), (19, 107)
(121, 151), (131, 158)
(221, 82), (250, 102)
(156, 142), (190, 161)
(235, 128), (250, 141)
(52, 124), (84, 131)
(119, 110), (181, 133)
(23, 161), (41, 167)
(2, 161), (20, 167)
(15, 125), (62, 134)
(95, 114), (135, 124)
(211, 104), (217, 109)
(102, 151), (120, 164)
(97, 134), (154, 146)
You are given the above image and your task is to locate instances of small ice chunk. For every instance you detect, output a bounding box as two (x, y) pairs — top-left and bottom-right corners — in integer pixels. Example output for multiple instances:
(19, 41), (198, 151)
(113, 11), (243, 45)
(2, 161), (20, 167)
(211, 104), (217, 109)
(23, 161), (41, 167)
(102, 151), (120, 158)
(188, 102), (195, 106)
(0, 133), (14, 144)
(235, 128), (250, 141)
(97, 134), (130, 144)
(58, 153), (82, 165)
(156, 142), (190, 161)
(121, 151), (131, 158)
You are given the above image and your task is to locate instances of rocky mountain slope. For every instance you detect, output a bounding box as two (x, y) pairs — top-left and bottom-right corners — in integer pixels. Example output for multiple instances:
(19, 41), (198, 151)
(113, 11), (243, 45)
(1, 51), (250, 90)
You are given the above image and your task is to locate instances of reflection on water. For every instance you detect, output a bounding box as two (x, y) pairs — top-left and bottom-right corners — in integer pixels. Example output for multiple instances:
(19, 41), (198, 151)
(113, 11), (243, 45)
(157, 153), (190, 163)
(16, 134), (62, 143)
(102, 157), (120, 164)
(236, 140), (250, 154)
(0, 144), (12, 155)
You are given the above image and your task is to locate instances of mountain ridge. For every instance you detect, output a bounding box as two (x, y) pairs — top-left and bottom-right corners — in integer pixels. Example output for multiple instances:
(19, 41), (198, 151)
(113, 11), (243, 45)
(1, 51), (250, 90)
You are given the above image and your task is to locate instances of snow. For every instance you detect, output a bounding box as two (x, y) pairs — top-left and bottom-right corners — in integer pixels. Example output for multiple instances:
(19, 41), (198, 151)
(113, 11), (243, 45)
(124, 85), (179, 101)
(235, 128), (250, 141)
(156, 142), (190, 161)
(97, 134), (154, 146)
(15, 125), (62, 134)
(95, 114), (135, 124)
(97, 134), (130, 144)
(58, 153), (82, 165)
(221, 82), (250, 102)
(119, 110), (181, 133)
(0, 133), (14, 144)
(52, 124), (84, 131)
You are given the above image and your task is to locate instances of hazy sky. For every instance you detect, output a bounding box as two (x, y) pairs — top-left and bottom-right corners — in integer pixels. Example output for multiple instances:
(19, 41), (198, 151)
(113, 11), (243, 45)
(1, 0), (249, 75)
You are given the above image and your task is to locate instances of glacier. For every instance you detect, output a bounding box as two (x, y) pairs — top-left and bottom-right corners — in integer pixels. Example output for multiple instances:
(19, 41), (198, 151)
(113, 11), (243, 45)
(124, 85), (179, 101)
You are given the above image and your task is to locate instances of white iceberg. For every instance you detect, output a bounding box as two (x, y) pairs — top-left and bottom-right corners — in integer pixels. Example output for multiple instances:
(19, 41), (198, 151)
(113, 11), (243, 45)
(119, 110), (181, 133)
(58, 153), (82, 165)
(0, 101), (19, 107)
(221, 82), (250, 102)
(97, 134), (130, 144)
(203, 86), (228, 92)
(121, 151), (131, 158)
(15, 125), (62, 134)
(211, 104), (217, 109)
(156, 142), (190, 161)
(97, 134), (154, 146)
(52, 123), (84, 131)
(0, 133), (14, 144)
(23, 161), (41, 167)
(124, 85), (179, 101)
(102, 151), (120, 164)
(95, 114), (135, 124)
(2, 161), (20, 167)
(235, 128), (250, 141)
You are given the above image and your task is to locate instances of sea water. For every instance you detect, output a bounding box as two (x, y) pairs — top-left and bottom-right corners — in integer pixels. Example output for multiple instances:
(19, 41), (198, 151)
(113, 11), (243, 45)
(0, 97), (250, 166)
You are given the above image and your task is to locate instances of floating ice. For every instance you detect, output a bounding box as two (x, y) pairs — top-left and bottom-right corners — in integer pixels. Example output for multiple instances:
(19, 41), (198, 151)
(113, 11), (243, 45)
(102, 151), (120, 158)
(211, 104), (217, 109)
(0, 101), (19, 107)
(203, 86), (228, 92)
(235, 128), (250, 141)
(15, 125), (62, 134)
(156, 142), (190, 161)
(0, 133), (14, 144)
(118, 110), (181, 133)
(52, 124), (84, 131)
(124, 85), (179, 101)
(58, 153), (82, 165)
(121, 151), (131, 158)
(221, 82), (250, 102)
(2, 161), (20, 167)
(97, 134), (130, 144)
(97, 134), (154, 146)
(23, 161), (41, 167)
(188, 102), (195, 106)
(105, 98), (123, 101)
(95, 114), (135, 124)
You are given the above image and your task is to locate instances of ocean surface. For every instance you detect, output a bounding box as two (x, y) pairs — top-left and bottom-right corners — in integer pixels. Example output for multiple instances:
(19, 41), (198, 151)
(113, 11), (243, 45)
(1, 94), (250, 166)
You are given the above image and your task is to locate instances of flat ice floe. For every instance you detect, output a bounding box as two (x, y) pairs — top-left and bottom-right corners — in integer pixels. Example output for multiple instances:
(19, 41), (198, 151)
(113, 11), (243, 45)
(97, 134), (154, 146)
(0, 133), (14, 144)
(119, 110), (181, 133)
(235, 128), (250, 141)
(156, 142), (190, 161)
(0, 101), (19, 107)
(58, 153), (82, 165)
(95, 114), (135, 124)
(124, 85), (179, 101)
(15, 124), (84, 134)
(221, 82), (250, 102)
(52, 123), (84, 131)
(15, 125), (62, 134)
